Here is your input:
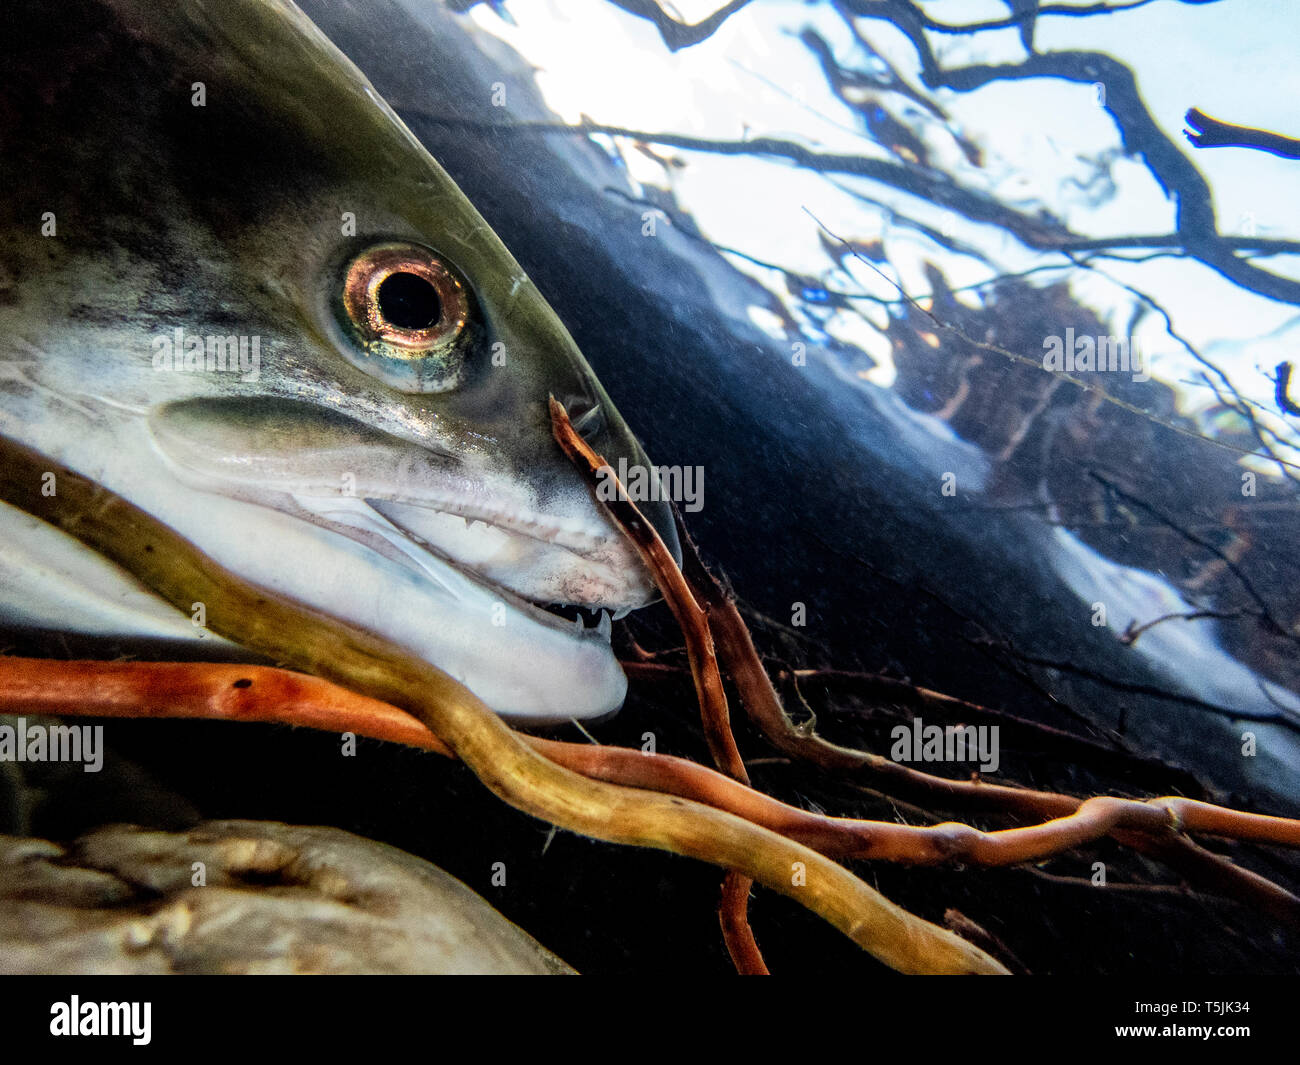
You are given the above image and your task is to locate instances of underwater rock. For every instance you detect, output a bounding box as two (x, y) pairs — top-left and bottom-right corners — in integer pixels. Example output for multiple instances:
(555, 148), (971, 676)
(0, 820), (573, 974)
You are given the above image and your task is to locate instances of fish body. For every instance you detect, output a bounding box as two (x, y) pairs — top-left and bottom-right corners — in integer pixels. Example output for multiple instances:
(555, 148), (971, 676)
(0, 0), (677, 721)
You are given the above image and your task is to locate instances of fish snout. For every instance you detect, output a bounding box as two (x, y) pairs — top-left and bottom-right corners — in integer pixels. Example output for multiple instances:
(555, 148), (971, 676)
(558, 393), (683, 574)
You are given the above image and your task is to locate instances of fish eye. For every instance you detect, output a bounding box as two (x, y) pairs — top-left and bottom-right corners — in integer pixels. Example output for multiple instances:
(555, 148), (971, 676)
(337, 241), (472, 392)
(343, 243), (468, 353)
(376, 271), (442, 330)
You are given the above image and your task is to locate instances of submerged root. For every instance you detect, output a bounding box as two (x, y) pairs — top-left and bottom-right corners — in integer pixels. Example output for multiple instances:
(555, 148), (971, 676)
(4, 656), (1296, 865)
(0, 431), (1005, 975)
(543, 403), (1300, 933)
(5, 415), (1298, 971)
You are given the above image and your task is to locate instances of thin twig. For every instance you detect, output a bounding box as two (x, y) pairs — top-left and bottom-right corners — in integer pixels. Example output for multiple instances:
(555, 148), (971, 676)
(548, 396), (749, 785)
(720, 872), (769, 975)
(547, 398), (766, 973)
(1185, 108), (1300, 160)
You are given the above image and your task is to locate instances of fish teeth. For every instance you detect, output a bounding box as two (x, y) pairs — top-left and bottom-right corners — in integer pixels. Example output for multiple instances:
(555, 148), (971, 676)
(572, 613), (585, 636)
(611, 605), (633, 621)
(595, 609), (612, 641)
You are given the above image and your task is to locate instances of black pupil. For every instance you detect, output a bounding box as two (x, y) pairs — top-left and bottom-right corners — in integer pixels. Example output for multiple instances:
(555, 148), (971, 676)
(376, 271), (441, 330)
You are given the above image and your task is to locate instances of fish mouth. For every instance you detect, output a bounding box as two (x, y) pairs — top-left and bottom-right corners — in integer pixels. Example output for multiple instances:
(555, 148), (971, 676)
(147, 397), (660, 653)
(366, 496), (650, 629)
(302, 492), (655, 647)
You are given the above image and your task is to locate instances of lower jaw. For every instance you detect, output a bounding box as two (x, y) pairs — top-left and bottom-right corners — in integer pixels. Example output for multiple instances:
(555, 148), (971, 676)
(292, 500), (637, 719)
(363, 497), (655, 617)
